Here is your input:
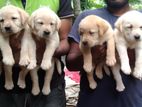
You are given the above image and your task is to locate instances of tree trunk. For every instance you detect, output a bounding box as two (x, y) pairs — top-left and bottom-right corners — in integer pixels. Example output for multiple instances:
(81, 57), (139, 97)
(73, 0), (81, 18)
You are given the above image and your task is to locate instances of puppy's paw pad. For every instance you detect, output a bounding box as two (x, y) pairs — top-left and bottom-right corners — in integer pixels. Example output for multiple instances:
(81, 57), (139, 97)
(121, 65), (131, 75)
(3, 57), (15, 65)
(27, 62), (36, 70)
(42, 87), (51, 95)
(5, 82), (14, 90)
(83, 64), (93, 73)
(17, 79), (26, 89)
(96, 71), (103, 79)
(116, 84), (125, 92)
(19, 57), (30, 66)
(133, 70), (142, 80)
(89, 81), (97, 90)
(32, 87), (40, 96)
(106, 57), (116, 66)
(41, 60), (52, 70)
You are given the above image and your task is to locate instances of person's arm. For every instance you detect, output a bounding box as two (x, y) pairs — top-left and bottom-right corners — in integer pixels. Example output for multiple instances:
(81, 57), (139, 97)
(54, 0), (73, 58)
(66, 11), (88, 71)
(66, 38), (83, 71)
(54, 18), (73, 58)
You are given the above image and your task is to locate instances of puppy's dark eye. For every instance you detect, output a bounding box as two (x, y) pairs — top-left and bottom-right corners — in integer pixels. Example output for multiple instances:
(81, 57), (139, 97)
(12, 17), (17, 20)
(140, 26), (142, 29)
(0, 19), (4, 22)
(38, 22), (43, 25)
(89, 31), (95, 35)
(127, 25), (133, 29)
(79, 31), (83, 36)
(50, 22), (54, 25)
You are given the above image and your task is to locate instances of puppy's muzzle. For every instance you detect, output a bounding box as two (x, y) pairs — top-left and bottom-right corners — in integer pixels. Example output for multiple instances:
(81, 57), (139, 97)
(4, 26), (12, 33)
(134, 34), (140, 40)
(43, 31), (50, 36)
(82, 41), (88, 46)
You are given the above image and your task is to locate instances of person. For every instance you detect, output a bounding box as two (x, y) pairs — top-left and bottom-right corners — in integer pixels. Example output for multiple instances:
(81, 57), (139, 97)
(0, 0), (73, 107)
(66, 0), (142, 107)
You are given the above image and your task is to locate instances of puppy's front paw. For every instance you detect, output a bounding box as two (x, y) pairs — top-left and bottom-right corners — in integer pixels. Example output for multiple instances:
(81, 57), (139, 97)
(106, 56), (116, 66)
(121, 64), (131, 75)
(133, 68), (142, 80)
(5, 81), (14, 90)
(42, 86), (51, 95)
(27, 61), (36, 70)
(96, 71), (103, 79)
(17, 78), (26, 89)
(116, 83), (125, 92)
(41, 60), (52, 70)
(19, 56), (30, 66)
(3, 56), (15, 65)
(89, 81), (97, 90)
(83, 64), (93, 73)
(32, 86), (40, 96)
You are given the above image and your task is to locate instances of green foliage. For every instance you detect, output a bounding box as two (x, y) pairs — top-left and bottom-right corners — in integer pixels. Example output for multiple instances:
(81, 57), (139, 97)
(81, 0), (142, 10)
(130, 0), (142, 10)
(80, 0), (104, 10)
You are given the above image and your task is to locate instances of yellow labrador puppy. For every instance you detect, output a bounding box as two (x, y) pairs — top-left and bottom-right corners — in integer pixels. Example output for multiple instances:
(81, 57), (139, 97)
(79, 15), (124, 91)
(0, 5), (30, 90)
(114, 10), (142, 80)
(26, 7), (61, 95)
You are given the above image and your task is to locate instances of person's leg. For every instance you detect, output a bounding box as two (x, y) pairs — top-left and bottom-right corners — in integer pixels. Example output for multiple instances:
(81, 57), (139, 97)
(0, 93), (27, 107)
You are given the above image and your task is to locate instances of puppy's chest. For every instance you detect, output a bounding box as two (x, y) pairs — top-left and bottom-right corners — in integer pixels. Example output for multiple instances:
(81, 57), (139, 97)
(32, 34), (46, 65)
(92, 43), (107, 64)
(127, 49), (135, 68)
(127, 43), (137, 49)
(9, 31), (24, 63)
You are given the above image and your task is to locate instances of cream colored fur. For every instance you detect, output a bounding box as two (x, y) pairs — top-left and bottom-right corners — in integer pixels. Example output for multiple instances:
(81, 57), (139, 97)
(0, 5), (30, 90)
(114, 10), (142, 80)
(24, 7), (62, 95)
(79, 15), (125, 91)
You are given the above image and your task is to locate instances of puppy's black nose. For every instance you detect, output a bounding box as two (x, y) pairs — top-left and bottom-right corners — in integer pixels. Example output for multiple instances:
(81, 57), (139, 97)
(82, 41), (88, 46)
(5, 26), (11, 32)
(44, 31), (50, 35)
(134, 35), (140, 40)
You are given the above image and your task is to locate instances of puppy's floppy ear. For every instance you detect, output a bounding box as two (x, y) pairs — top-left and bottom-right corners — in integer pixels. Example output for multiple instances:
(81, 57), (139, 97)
(78, 27), (81, 35)
(56, 16), (61, 31)
(97, 20), (109, 37)
(17, 7), (29, 27)
(28, 15), (35, 29)
(115, 18), (123, 32)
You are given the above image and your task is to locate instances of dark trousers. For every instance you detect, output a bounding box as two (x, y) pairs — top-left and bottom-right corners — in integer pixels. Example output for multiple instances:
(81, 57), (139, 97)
(0, 85), (66, 107)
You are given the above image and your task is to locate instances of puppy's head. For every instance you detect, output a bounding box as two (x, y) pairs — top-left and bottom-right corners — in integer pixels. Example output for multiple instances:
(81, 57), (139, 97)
(79, 15), (110, 48)
(29, 7), (61, 39)
(115, 10), (142, 42)
(0, 5), (29, 36)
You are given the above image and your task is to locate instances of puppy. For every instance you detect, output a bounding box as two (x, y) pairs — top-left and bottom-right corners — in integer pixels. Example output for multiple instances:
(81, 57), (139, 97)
(114, 10), (142, 80)
(23, 7), (62, 95)
(0, 5), (30, 90)
(79, 15), (124, 91)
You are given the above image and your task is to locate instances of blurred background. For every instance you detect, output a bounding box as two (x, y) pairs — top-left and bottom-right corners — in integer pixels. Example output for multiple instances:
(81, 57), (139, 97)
(73, 0), (142, 17)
